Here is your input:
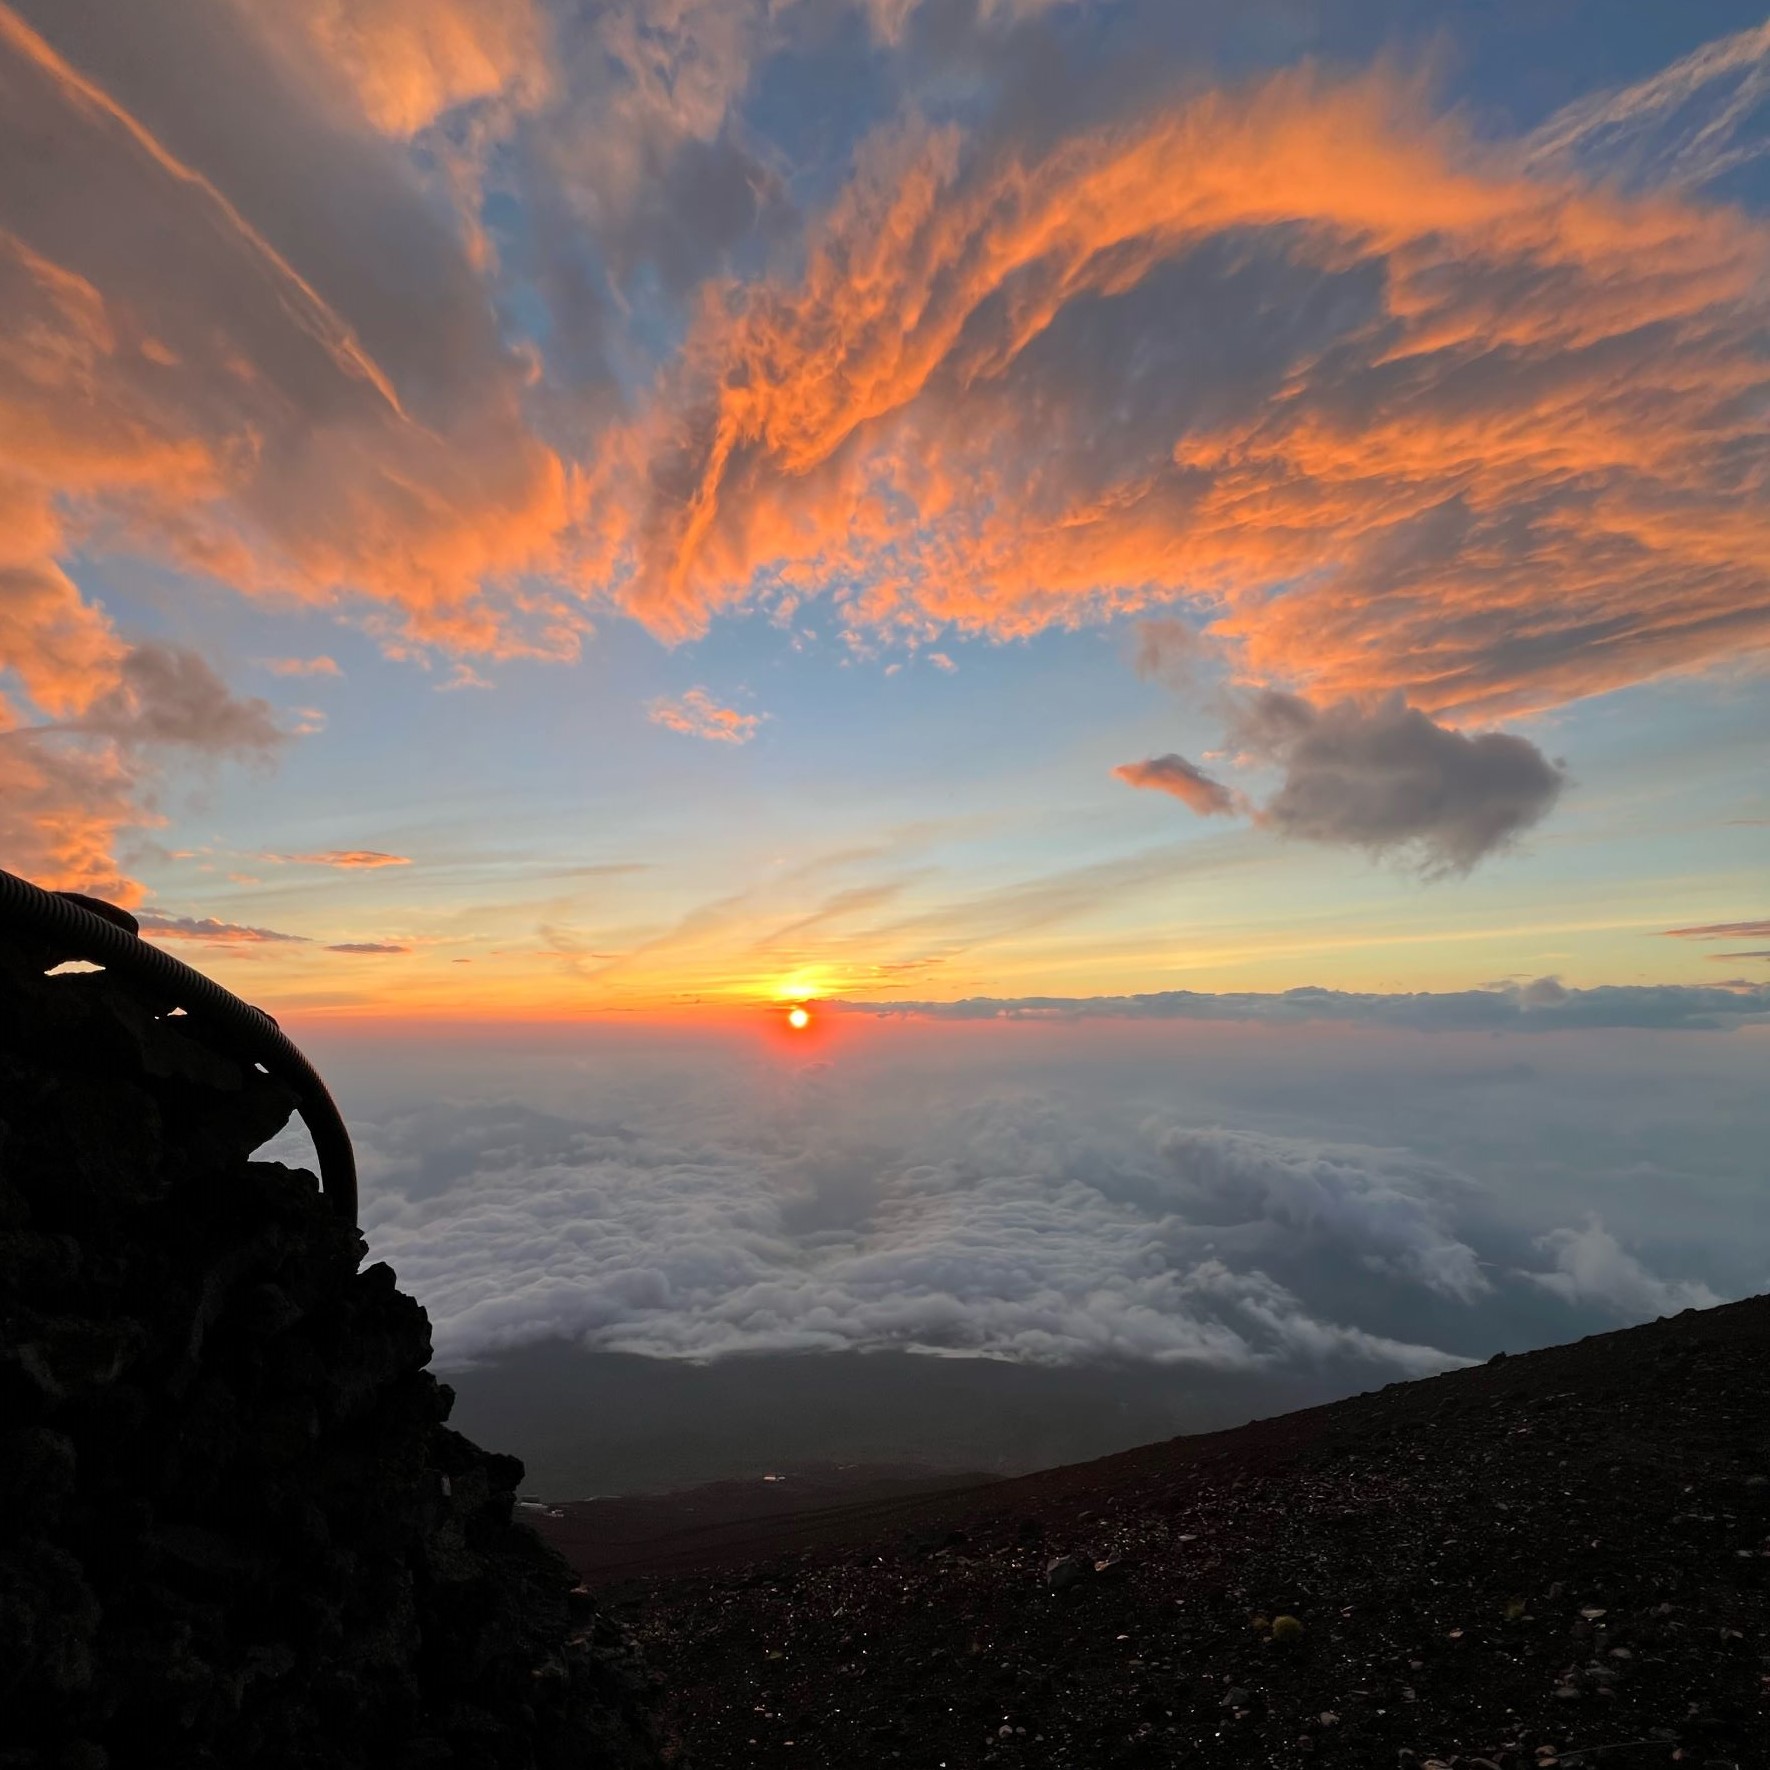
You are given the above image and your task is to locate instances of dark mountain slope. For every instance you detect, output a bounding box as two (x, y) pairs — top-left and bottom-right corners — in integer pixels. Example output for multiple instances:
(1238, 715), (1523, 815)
(605, 1295), (1770, 1768)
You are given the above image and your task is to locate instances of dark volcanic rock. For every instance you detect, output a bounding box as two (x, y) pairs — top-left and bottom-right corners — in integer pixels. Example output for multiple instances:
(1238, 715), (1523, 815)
(608, 1298), (1770, 1768)
(0, 934), (660, 1769)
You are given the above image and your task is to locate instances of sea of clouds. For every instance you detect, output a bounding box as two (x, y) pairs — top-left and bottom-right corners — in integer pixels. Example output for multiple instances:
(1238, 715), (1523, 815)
(268, 995), (1769, 1394)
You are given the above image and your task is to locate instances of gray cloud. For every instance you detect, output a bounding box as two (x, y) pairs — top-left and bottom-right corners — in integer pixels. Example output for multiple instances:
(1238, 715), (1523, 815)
(1228, 691), (1565, 875)
(1118, 691), (1566, 872)
(1130, 617), (1214, 692)
(136, 910), (308, 944)
(1155, 1127), (1489, 1304)
(326, 941), (410, 954)
(85, 644), (286, 757)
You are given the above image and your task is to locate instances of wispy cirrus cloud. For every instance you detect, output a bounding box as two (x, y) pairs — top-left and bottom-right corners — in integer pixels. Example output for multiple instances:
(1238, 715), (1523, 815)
(602, 66), (1770, 722)
(0, 0), (565, 891)
(1524, 18), (1770, 192)
(4, 2), (1768, 908)
(648, 686), (763, 744)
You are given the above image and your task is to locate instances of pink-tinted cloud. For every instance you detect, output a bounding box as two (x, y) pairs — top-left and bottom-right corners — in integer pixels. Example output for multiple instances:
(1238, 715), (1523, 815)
(1113, 754), (1238, 818)
(259, 655), (343, 677)
(600, 67), (1769, 719)
(280, 850), (413, 869)
(648, 686), (763, 744)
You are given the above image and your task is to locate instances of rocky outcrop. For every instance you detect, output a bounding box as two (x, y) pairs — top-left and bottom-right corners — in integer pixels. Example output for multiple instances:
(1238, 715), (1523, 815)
(0, 934), (661, 1769)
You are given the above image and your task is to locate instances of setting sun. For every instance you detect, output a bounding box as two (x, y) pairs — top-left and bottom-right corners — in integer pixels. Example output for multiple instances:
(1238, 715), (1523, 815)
(787, 1005), (811, 1030)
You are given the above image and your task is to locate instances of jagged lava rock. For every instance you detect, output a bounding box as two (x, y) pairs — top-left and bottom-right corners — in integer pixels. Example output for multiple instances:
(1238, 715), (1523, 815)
(0, 934), (660, 1770)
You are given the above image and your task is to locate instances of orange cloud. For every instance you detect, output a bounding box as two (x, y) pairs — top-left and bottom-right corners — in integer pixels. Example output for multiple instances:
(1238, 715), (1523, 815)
(601, 67), (1770, 718)
(1113, 755), (1238, 818)
(259, 656), (343, 677)
(0, 700), (146, 904)
(0, 3), (570, 661)
(0, 3), (573, 892)
(234, 0), (551, 138)
(648, 686), (764, 744)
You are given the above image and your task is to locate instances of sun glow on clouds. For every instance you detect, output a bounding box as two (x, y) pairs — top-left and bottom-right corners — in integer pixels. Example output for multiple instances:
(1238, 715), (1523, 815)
(596, 66), (1770, 725)
(0, 0), (1765, 986)
(647, 687), (763, 744)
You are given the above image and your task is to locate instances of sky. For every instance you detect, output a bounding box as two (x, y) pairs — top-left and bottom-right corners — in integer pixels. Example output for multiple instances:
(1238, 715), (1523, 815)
(3, 1), (1768, 1465)
(1, 0), (1766, 1019)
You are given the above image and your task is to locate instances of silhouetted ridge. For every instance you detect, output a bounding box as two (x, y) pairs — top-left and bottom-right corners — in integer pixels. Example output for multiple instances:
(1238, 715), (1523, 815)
(0, 933), (660, 1769)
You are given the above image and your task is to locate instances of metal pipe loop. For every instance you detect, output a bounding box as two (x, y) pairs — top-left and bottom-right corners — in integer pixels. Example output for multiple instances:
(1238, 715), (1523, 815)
(0, 865), (357, 1222)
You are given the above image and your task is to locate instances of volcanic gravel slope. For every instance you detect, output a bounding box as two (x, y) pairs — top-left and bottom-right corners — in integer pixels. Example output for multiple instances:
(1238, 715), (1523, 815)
(615, 1297), (1770, 1770)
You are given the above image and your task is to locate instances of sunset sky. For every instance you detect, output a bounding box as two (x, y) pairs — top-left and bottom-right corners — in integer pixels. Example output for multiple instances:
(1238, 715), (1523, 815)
(6, 0), (1769, 1434)
(2, 0), (1767, 1024)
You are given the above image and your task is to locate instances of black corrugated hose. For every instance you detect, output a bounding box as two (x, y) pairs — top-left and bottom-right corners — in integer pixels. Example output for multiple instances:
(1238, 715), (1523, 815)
(0, 864), (357, 1223)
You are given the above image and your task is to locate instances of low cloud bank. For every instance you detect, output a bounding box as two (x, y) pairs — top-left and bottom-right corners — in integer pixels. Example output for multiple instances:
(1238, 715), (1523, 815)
(263, 1023), (1764, 1382)
(842, 980), (1770, 1033)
